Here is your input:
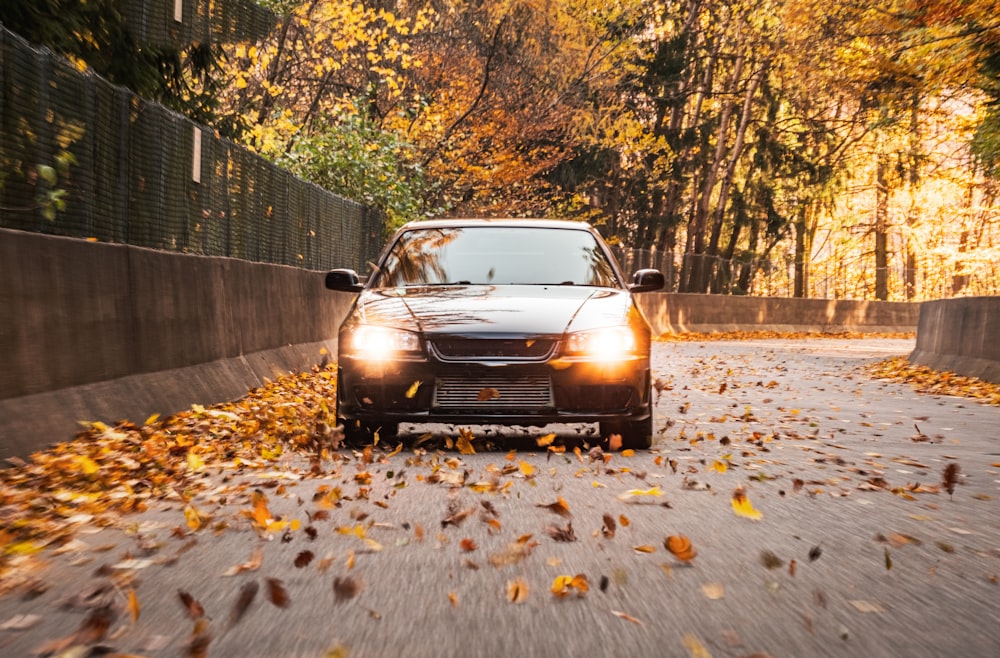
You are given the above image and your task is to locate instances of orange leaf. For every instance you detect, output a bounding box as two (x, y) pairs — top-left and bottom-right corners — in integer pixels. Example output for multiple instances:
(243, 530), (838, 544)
(665, 535), (697, 562)
(536, 496), (571, 517)
(460, 538), (478, 552)
(507, 578), (529, 603)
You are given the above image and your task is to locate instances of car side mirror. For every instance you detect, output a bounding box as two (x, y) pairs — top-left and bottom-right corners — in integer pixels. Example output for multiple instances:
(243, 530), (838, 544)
(629, 269), (665, 293)
(325, 268), (364, 292)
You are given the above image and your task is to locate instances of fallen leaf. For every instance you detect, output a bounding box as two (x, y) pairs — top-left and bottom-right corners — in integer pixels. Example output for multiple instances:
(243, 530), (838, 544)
(701, 582), (725, 599)
(547, 522), (577, 542)
(611, 609), (643, 625)
(460, 538), (478, 552)
(266, 578), (290, 608)
(178, 590), (205, 619)
(665, 535), (697, 562)
(760, 550), (784, 570)
(537, 496), (572, 518)
(333, 576), (363, 603)
(943, 462), (959, 498)
(294, 550), (314, 568)
(682, 633), (711, 657)
(601, 513), (617, 538)
(731, 487), (763, 520)
(127, 587), (141, 623)
(551, 574), (589, 598)
(228, 581), (259, 627)
(507, 578), (530, 603)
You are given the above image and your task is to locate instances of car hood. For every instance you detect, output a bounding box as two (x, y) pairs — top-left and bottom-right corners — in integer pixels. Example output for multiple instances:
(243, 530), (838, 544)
(350, 285), (634, 336)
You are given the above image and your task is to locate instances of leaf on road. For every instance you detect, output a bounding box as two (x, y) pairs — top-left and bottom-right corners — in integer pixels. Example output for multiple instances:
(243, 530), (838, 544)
(611, 609), (643, 625)
(546, 522), (577, 542)
(617, 486), (664, 501)
(665, 535), (697, 562)
(943, 462), (959, 498)
(731, 487), (763, 520)
(682, 633), (712, 658)
(178, 590), (205, 619)
(507, 578), (529, 603)
(601, 513), (617, 538)
(228, 581), (259, 627)
(551, 574), (589, 598)
(223, 545), (264, 576)
(537, 496), (572, 517)
(760, 550), (784, 570)
(294, 550), (314, 568)
(333, 576), (363, 603)
(127, 586), (141, 622)
(460, 538), (478, 552)
(266, 578), (290, 608)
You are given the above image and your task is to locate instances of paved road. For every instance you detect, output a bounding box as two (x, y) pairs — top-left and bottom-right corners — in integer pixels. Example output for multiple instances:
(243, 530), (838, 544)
(3, 338), (999, 657)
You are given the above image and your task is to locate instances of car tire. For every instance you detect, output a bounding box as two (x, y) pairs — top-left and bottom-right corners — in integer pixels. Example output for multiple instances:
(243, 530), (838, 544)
(600, 415), (653, 450)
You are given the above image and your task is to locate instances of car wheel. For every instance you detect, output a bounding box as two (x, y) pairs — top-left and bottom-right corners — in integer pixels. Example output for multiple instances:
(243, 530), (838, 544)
(600, 415), (653, 450)
(341, 419), (398, 446)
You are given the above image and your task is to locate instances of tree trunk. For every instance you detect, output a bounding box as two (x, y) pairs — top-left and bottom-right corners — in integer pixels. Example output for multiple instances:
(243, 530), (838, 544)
(875, 155), (890, 300)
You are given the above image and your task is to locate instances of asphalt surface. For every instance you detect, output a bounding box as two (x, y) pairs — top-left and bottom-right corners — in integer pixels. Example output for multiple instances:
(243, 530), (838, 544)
(3, 337), (999, 658)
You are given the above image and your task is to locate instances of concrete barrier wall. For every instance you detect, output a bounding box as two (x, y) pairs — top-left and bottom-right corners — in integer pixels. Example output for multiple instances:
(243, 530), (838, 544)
(1, 229), (354, 459)
(1, 229), (925, 459)
(909, 297), (1000, 384)
(639, 293), (919, 335)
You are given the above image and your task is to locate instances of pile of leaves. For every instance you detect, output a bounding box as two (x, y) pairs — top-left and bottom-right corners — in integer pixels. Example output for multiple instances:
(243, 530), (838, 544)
(0, 367), (341, 571)
(658, 330), (915, 342)
(868, 356), (1000, 406)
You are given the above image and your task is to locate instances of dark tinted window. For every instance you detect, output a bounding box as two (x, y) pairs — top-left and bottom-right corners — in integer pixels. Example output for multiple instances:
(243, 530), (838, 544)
(372, 226), (620, 288)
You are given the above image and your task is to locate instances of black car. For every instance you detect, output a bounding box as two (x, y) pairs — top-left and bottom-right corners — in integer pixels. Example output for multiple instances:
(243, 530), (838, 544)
(325, 219), (664, 448)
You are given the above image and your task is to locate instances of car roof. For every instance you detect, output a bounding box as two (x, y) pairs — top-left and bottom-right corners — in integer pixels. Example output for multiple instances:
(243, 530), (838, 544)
(397, 218), (597, 232)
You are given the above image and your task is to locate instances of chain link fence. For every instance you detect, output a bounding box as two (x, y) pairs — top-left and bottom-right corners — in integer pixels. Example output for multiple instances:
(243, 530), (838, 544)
(0, 25), (384, 273)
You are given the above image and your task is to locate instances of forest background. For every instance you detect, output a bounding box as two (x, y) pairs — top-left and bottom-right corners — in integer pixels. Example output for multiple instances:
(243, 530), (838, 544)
(4, 0), (1000, 301)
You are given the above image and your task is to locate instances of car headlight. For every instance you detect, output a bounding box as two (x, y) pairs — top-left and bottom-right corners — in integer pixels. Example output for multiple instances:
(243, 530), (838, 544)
(564, 326), (638, 360)
(347, 325), (422, 359)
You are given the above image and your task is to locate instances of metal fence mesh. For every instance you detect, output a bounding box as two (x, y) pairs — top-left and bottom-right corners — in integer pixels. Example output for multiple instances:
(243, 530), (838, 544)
(0, 25), (384, 272)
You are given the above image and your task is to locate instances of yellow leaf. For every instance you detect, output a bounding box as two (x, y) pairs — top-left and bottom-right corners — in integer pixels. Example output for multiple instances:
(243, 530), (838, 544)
(184, 504), (203, 532)
(76, 455), (100, 475)
(144, 413), (160, 425)
(683, 633), (713, 658)
(187, 450), (205, 472)
(618, 486), (664, 500)
(519, 461), (536, 477)
(731, 487), (762, 520)
(708, 460), (727, 473)
(551, 573), (589, 598)
(621, 449), (635, 457)
(405, 381), (421, 398)
(633, 545), (656, 554)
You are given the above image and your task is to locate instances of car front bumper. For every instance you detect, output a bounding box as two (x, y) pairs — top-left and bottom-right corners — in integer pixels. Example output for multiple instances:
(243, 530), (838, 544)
(336, 354), (653, 428)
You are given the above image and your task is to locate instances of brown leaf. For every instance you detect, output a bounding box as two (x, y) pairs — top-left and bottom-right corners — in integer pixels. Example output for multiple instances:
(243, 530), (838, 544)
(760, 549), (784, 569)
(333, 576), (363, 603)
(266, 578), (290, 608)
(546, 522), (577, 542)
(943, 462), (959, 498)
(228, 581), (259, 627)
(294, 550), (314, 568)
(178, 590), (205, 620)
(601, 513), (617, 538)
(536, 496), (572, 518)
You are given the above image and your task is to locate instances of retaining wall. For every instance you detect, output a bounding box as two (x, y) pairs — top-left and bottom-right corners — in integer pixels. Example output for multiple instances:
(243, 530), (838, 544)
(1, 229), (925, 459)
(0, 229), (353, 459)
(909, 297), (1000, 384)
(638, 293), (919, 335)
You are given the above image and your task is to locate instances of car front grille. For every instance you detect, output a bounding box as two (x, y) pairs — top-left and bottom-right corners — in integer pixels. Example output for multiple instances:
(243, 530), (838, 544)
(429, 338), (557, 362)
(432, 374), (554, 411)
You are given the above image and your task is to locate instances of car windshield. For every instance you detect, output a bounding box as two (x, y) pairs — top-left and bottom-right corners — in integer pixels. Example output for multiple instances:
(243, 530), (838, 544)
(370, 226), (621, 288)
